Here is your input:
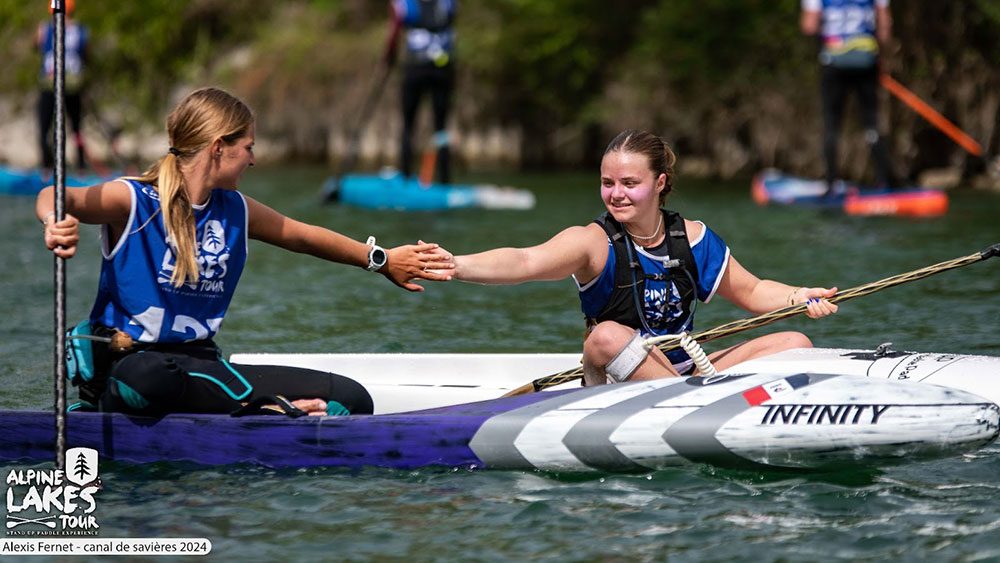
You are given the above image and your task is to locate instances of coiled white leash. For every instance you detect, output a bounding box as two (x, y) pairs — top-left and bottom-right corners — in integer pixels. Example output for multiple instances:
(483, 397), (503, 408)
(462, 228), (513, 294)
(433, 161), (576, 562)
(677, 332), (717, 376)
(644, 331), (717, 376)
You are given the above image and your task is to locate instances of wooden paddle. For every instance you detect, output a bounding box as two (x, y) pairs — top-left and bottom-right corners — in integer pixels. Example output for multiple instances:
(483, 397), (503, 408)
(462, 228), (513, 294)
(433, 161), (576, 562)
(502, 243), (1000, 397)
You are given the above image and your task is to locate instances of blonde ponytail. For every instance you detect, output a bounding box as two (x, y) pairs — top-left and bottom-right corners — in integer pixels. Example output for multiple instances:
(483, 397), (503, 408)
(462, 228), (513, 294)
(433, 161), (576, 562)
(159, 153), (200, 286)
(129, 152), (199, 287)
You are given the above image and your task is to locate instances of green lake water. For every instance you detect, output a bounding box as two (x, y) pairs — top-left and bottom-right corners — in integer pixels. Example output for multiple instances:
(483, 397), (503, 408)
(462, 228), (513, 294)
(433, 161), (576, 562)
(2, 167), (999, 560)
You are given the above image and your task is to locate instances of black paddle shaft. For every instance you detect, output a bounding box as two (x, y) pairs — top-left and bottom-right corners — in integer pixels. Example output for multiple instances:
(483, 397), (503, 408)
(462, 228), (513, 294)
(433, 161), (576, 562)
(52, 0), (68, 471)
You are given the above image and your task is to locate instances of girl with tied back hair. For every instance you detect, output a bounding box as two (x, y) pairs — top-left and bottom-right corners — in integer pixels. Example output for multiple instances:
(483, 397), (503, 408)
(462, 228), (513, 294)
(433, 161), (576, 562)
(439, 129), (838, 386)
(37, 87), (453, 415)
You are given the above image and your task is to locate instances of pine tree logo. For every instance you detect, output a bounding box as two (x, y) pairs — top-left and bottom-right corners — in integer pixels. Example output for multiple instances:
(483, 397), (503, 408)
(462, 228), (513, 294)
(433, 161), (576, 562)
(201, 220), (225, 255)
(65, 447), (99, 487)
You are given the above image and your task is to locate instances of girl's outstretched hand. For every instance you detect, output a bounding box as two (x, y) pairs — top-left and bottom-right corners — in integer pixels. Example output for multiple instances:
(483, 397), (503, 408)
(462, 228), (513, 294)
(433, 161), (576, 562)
(384, 241), (454, 291)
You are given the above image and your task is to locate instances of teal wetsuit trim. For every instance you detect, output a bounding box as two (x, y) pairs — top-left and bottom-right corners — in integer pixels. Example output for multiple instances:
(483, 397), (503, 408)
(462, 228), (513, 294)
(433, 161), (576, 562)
(188, 358), (252, 401)
(326, 401), (350, 416)
(111, 378), (150, 410)
(66, 400), (96, 413)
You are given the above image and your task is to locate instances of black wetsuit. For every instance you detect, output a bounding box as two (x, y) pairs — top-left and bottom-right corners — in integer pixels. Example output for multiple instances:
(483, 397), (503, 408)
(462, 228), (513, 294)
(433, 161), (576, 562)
(95, 340), (373, 416)
(820, 64), (896, 191)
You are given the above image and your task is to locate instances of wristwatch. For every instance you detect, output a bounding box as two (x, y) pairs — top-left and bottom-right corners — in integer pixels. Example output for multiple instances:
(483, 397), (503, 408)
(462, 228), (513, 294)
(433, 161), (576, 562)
(365, 236), (387, 272)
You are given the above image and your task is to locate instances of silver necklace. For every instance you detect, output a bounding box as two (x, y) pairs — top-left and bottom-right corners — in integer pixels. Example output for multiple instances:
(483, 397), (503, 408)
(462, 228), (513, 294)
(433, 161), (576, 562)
(624, 213), (663, 242)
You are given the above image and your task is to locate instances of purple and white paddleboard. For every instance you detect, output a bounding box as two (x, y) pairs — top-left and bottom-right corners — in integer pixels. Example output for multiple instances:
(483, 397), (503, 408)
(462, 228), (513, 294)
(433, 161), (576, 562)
(2, 366), (996, 472)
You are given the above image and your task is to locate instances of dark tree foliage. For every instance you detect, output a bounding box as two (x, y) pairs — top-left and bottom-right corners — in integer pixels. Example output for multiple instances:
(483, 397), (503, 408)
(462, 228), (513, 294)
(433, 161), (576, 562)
(1, 0), (996, 177)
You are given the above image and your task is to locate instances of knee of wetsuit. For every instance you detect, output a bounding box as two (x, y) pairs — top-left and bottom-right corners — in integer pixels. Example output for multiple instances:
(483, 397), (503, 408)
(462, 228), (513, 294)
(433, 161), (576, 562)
(333, 377), (374, 415)
(102, 377), (151, 412)
(604, 330), (652, 384)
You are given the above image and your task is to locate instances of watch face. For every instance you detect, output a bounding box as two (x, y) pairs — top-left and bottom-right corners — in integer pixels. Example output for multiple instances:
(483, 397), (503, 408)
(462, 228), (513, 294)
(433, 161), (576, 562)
(372, 248), (387, 266)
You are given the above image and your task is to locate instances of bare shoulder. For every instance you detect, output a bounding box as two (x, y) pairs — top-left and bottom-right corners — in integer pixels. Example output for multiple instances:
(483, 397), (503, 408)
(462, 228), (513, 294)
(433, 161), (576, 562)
(683, 218), (704, 242)
(576, 222), (612, 276)
(102, 178), (132, 195)
(539, 223), (608, 268)
(581, 222), (609, 241)
(546, 222), (604, 242)
(86, 179), (133, 209)
(60, 179), (133, 224)
(559, 222), (609, 252)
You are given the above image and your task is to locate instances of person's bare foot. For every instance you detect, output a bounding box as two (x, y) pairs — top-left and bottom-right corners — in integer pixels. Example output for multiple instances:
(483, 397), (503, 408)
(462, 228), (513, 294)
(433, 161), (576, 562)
(289, 398), (328, 416)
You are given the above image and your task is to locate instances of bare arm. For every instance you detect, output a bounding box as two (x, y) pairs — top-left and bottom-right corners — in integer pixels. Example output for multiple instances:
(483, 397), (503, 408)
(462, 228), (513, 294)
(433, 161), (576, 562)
(800, 8), (820, 36)
(36, 180), (132, 259)
(36, 180), (131, 226)
(454, 223), (607, 285)
(875, 4), (892, 46)
(715, 256), (838, 319)
(245, 196), (451, 292)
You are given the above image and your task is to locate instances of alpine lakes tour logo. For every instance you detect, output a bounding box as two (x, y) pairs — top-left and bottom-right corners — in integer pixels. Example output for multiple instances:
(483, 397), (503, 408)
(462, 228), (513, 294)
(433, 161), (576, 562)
(157, 219), (231, 292)
(5, 448), (101, 536)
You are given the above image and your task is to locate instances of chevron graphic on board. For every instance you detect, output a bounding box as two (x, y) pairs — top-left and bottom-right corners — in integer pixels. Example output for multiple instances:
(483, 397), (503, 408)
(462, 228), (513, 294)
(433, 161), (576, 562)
(471, 373), (842, 472)
(470, 379), (680, 470)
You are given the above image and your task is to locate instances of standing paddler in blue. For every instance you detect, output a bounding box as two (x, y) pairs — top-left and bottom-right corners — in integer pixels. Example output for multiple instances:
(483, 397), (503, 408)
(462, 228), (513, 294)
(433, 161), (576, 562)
(36, 87), (454, 416)
(801, 0), (898, 196)
(438, 130), (839, 386)
(37, 0), (88, 171)
(384, 0), (456, 184)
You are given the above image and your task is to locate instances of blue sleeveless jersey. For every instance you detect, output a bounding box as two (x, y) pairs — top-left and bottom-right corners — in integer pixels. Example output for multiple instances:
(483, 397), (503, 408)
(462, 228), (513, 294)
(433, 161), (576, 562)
(89, 180), (249, 344)
(576, 222), (730, 370)
(802, 0), (885, 44)
(39, 21), (87, 90)
(393, 0), (456, 66)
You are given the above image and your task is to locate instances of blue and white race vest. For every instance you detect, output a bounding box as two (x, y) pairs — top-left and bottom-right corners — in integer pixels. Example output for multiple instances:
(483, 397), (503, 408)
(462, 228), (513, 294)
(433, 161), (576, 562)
(39, 21), (87, 91)
(89, 180), (249, 344)
(803, 0), (887, 68)
(576, 222), (730, 371)
(393, 0), (456, 67)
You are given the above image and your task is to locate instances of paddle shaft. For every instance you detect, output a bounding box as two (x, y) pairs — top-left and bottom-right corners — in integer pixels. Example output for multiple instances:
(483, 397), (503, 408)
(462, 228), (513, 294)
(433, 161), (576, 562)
(83, 91), (127, 169)
(880, 74), (984, 159)
(505, 243), (1000, 395)
(340, 64), (392, 176)
(52, 0), (68, 471)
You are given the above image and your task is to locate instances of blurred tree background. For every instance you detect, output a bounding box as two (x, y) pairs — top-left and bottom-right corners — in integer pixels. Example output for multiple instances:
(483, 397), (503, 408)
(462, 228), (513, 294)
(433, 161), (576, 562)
(0, 0), (997, 185)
